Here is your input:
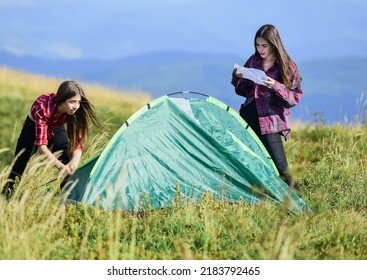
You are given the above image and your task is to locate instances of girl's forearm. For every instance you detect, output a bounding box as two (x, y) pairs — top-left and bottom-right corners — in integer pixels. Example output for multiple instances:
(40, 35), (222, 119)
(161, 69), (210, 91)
(69, 149), (82, 172)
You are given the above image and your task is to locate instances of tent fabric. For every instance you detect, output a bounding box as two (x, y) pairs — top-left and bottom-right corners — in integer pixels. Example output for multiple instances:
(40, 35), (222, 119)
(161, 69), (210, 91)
(64, 94), (309, 214)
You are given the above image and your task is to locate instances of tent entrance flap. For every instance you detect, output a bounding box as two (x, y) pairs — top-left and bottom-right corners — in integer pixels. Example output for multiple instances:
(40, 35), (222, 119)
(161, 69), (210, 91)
(64, 155), (99, 202)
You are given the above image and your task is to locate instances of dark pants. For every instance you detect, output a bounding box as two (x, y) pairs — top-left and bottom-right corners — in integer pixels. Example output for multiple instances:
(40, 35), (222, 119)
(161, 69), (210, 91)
(2, 116), (70, 197)
(240, 102), (294, 187)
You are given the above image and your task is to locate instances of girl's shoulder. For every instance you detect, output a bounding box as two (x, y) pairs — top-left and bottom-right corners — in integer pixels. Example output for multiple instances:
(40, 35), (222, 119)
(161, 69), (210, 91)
(36, 92), (56, 101)
(33, 92), (56, 106)
(31, 92), (57, 112)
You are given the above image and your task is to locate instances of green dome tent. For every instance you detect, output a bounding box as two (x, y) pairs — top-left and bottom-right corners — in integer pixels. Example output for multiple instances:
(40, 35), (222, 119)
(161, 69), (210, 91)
(63, 92), (310, 214)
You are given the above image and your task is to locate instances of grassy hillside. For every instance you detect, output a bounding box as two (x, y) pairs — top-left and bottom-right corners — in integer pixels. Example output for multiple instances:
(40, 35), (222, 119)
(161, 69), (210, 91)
(3, 51), (366, 124)
(1, 68), (367, 260)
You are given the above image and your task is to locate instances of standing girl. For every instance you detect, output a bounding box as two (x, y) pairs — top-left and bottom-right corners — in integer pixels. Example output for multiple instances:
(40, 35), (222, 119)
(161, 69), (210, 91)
(231, 24), (303, 191)
(2, 80), (101, 198)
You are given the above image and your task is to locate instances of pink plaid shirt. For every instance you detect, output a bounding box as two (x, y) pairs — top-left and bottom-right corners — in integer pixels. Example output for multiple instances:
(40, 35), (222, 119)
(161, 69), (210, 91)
(30, 93), (69, 146)
(231, 54), (303, 140)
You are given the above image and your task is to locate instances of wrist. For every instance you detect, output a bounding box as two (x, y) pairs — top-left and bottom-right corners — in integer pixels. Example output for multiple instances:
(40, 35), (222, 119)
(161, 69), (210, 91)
(56, 161), (64, 171)
(69, 164), (76, 172)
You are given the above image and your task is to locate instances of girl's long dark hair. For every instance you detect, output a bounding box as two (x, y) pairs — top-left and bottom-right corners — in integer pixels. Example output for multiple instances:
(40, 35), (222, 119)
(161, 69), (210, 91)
(55, 81), (101, 153)
(254, 24), (302, 89)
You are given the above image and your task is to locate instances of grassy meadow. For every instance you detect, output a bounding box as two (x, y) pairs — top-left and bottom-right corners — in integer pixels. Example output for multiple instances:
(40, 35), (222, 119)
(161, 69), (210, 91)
(1, 67), (367, 260)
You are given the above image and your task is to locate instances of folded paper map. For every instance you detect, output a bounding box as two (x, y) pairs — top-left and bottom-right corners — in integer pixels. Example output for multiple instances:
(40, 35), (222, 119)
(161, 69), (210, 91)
(234, 63), (266, 86)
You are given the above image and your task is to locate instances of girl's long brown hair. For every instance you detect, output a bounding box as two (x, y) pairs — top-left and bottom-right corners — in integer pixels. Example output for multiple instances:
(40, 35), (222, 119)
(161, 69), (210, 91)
(55, 81), (101, 153)
(254, 24), (302, 89)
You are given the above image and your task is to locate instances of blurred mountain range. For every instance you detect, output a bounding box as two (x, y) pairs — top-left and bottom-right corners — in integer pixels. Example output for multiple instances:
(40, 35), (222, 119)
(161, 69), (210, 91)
(1, 50), (366, 124)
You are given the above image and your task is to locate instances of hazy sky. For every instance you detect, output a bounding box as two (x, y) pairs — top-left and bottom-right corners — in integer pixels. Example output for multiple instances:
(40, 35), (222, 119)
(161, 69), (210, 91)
(1, 0), (367, 61)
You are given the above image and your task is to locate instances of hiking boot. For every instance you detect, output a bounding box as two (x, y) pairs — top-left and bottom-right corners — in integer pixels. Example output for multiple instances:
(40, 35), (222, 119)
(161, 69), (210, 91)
(1, 183), (14, 200)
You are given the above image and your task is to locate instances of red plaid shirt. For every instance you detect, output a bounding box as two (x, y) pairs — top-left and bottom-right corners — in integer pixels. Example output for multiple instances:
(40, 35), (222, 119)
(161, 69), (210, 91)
(30, 93), (69, 146)
(231, 54), (302, 140)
